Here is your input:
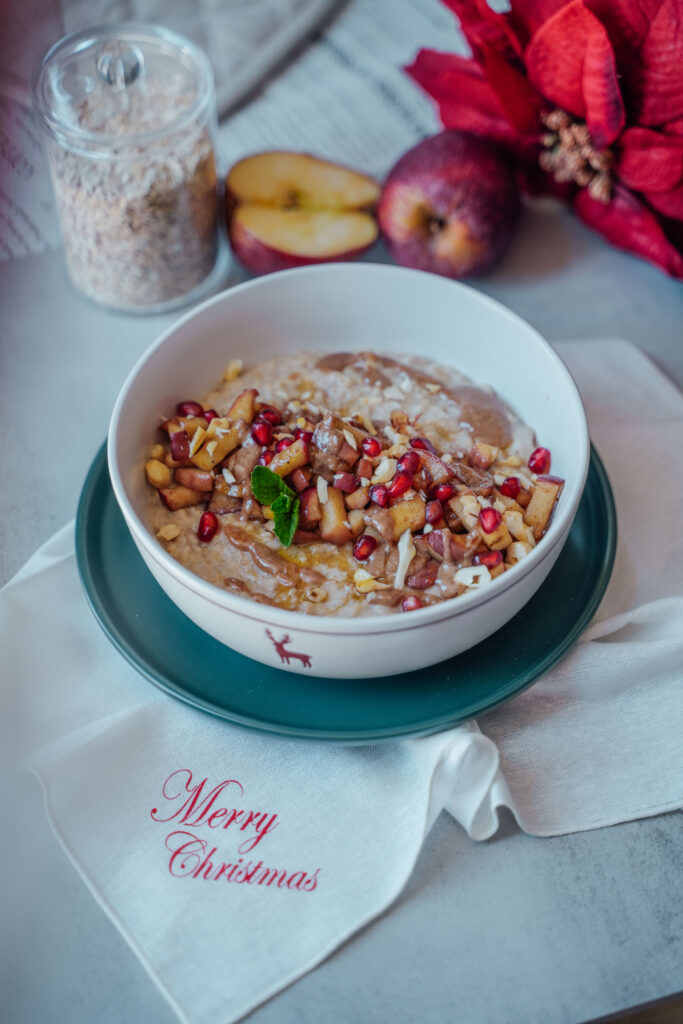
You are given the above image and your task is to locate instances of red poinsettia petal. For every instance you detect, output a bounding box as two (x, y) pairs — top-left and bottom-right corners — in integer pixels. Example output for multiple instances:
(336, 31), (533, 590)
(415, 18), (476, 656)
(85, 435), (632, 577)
(479, 46), (544, 134)
(645, 184), (683, 221)
(574, 184), (683, 278)
(582, 13), (626, 148)
(525, 1), (624, 147)
(617, 128), (683, 192)
(507, 0), (568, 45)
(630, 0), (683, 125)
(405, 50), (525, 149)
(584, 0), (661, 66)
(442, 0), (524, 59)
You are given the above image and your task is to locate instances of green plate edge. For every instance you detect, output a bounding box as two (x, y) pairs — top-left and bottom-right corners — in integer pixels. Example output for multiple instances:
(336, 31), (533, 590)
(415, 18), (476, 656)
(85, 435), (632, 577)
(75, 442), (617, 743)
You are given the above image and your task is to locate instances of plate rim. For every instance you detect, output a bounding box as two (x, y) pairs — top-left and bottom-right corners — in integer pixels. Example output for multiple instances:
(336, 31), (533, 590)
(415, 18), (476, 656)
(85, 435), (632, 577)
(75, 442), (617, 744)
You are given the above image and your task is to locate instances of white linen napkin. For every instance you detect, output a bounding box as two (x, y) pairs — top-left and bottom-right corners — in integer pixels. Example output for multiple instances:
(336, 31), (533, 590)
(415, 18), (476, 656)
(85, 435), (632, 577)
(2, 339), (682, 1024)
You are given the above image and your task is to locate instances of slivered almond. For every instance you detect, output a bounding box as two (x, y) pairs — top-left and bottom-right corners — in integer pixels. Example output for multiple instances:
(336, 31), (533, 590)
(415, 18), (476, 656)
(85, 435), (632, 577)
(317, 477), (329, 504)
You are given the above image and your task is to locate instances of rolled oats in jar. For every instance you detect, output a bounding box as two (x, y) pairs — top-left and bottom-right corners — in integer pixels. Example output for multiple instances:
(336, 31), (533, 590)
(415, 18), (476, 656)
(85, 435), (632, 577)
(32, 24), (221, 312)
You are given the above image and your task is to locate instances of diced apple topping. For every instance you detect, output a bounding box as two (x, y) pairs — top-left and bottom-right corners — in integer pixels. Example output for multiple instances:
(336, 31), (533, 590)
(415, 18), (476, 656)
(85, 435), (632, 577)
(146, 375), (564, 611)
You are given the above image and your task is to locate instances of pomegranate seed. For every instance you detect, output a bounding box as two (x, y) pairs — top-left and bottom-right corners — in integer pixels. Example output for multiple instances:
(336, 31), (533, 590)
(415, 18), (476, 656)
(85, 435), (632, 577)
(362, 436), (382, 457)
(258, 450), (274, 466)
(473, 549), (503, 568)
(369, 484), (389, 507)
(257, 406), (282, 426)
(275, 437), (294, 452)
(425, 499), (443, 524)
(402, 595), (423, 612)
(170, 430), (190, 461)
(353, 535), (377, 561)
(333, 472), (356, 493)
(433, 483), (456, 502)
(387, 471), (413, 500)
(397, 450), (420, 473)
(410, 437), (437, 455)
(197, 511), (218, 543)
(500, 476), (521, 498)
(294, 428), (313, 442)
(176, 400), (203, 417)
(528, 447), (551, 474)
(251, 421), (273, 446)
(479, 507), (502, 534)
(203, 408), (219, 422)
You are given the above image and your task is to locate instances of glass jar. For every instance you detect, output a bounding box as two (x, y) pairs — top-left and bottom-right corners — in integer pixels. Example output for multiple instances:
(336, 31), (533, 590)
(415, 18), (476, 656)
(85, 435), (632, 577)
(32, 23), (223, 313)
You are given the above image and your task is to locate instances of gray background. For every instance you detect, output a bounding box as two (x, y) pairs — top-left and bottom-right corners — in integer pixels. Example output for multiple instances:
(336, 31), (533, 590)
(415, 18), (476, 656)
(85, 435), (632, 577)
(2, 0), (683, 1018)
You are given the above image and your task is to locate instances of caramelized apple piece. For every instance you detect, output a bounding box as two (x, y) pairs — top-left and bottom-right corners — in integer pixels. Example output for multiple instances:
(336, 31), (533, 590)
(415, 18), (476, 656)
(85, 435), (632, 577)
(227, 388), (258, 424)
(145, 459), (172, 489)
(159, 486), (206, 510)
(299, 487), (322, 527)
(417, 450), (456, 486)
(524, 476), (564, 540)
(174, 467), (214, 492)
(320, 486), (353, 545)
(388, 493), (426, 540)
(269, 437), (310, 477)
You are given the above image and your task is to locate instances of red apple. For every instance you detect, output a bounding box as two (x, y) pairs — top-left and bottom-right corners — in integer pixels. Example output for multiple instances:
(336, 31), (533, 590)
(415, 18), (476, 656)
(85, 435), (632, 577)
(226, 152), (380, 274)
(378, 131), (520, 278)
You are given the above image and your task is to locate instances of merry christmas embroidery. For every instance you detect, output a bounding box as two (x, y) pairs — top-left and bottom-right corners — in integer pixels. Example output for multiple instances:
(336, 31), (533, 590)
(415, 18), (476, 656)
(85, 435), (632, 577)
(150, 768), (320, 891)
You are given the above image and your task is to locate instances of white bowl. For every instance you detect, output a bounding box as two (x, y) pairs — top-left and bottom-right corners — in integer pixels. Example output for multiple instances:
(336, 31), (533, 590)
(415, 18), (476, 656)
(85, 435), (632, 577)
(108, 264), (589, 679)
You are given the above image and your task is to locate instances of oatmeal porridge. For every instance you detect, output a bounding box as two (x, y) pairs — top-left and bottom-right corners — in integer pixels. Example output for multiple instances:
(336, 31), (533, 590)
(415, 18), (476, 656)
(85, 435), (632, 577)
(144, 351), (564, 617)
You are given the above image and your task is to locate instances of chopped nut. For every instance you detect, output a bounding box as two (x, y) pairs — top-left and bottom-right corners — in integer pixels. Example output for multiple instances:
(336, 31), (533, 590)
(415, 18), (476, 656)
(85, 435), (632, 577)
(425, 383), (441, 393)
(317, 477), (329, 504)
(394, 529), (416, 591)
(149, 443), (166, 460)
(454, 565), (492, 589)
(156, 523), (180, 541)
(371, 457), (397, 484)
(223, 359), (243, 382)
(222, 468), (236, 485)
(342, 428), (358, 451)
(353, 569), (391, 593)
(303, 586), (328, 603)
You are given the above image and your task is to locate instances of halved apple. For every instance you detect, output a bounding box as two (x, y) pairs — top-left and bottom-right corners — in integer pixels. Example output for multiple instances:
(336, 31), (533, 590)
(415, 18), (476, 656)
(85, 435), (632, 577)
(226, 152), (380, 274)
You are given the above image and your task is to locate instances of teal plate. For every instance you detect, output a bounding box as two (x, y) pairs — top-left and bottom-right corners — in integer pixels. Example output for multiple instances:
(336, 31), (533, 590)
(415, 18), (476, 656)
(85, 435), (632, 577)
(76, 444), (616, 743)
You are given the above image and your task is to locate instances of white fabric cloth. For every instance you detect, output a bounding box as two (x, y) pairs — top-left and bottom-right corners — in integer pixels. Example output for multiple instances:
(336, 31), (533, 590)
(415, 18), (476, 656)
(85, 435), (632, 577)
(1, 339), (682, 1024)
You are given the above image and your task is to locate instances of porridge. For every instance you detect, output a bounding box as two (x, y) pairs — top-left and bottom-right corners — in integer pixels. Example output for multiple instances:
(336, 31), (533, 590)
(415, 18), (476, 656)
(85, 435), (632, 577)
(144, 351), (564, 617)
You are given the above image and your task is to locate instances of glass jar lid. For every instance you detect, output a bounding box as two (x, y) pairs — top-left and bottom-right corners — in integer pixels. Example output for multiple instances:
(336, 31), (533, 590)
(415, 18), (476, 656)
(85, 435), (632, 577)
(32, 23), (215, 153)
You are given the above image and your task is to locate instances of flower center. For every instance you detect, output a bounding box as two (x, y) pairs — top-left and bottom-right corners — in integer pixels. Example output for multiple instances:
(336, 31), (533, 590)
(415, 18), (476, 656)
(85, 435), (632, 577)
(539, 110), (612, 203)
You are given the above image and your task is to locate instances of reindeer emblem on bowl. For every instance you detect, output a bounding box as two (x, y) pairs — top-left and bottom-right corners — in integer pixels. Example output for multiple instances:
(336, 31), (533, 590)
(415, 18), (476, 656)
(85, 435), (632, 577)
(265, 629), (312, 669)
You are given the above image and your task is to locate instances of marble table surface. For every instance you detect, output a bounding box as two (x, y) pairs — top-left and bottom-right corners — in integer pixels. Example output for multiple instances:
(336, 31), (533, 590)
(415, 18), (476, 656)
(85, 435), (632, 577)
(2, 202), (683, 1023)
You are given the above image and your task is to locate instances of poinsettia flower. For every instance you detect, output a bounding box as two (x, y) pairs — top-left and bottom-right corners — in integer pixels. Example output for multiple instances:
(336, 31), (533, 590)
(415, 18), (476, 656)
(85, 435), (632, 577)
(406, 0), (683, 277)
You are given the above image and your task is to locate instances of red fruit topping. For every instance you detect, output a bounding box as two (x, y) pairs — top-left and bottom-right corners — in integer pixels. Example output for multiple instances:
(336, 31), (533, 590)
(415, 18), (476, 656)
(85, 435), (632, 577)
(294, 428), (313, 442)
(410, 437), (437, 455)
(291, 467), (312, 492)
(170, 430), (190, 461)
(362, 436), (382, 457)
(500, 476), (521, 498)
(397, 450), (420, 474)
(479, 507), (502, 534)
(402, 595), (423, 612)
(425, 499), (443, 524)
(433, 482), (456, 502)
(275, 437), (294, 452)
(197, 511), (218, 543)
(472, 549), (503, 568)
(258, 450), (274, 466)
(251, 421), (273, 446)
(203, 409), (219, 422)
(333, 472), (356, 493)
(353, 535), (377, 561)
(528, 447), (551, 474)
(257, 406), (282, 426)
(369, 484), (389, 507)
(176, 400), (203, 417)
(387, 471), (413, 500)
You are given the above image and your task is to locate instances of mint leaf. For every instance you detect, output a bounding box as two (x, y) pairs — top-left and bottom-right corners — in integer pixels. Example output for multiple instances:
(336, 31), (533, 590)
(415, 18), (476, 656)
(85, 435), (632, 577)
(251, 465), (288, 505)
(250, 466), (299, 547)
(273, 497), (300, 548)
